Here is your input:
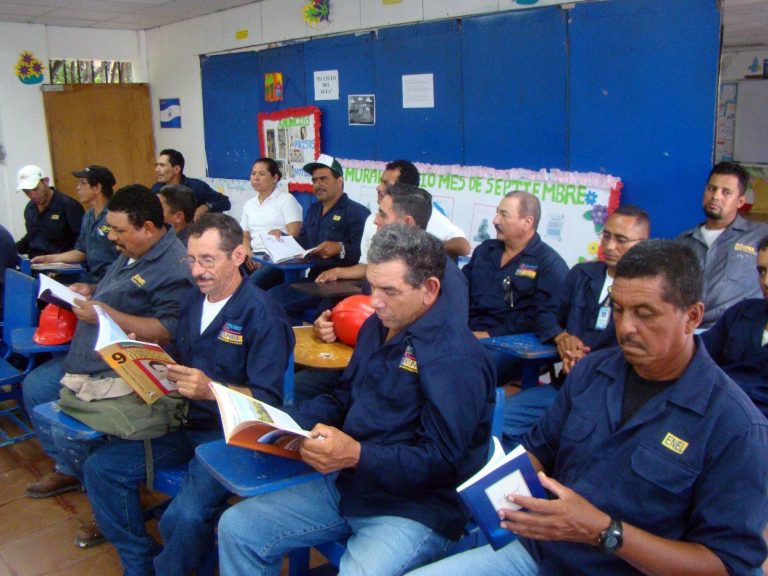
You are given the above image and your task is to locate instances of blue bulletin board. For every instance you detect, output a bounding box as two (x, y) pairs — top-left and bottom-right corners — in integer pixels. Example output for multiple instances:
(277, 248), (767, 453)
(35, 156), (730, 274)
(200, 0), (720, 239)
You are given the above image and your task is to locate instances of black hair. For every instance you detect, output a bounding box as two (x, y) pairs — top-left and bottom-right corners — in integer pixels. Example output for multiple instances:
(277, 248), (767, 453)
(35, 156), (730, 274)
(107, 184), (164, 229)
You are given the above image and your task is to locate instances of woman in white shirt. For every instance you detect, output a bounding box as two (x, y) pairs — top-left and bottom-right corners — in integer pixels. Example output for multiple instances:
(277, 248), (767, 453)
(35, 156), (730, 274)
(240, 158), (303, 288)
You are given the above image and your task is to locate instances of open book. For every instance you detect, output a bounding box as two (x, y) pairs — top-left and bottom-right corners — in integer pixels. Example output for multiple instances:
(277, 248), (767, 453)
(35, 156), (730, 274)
(94, 305), (178, 405)
(457, 438), (547, 550)
(209, 382), (311, 460)
(32, 262), (83, 271)
(258, 233), (318, 264)
(38, 273), (82, 312)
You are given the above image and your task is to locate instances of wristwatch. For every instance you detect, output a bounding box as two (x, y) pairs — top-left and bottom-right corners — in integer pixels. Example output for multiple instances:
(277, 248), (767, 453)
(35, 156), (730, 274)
(599, 517), (623, 554)
(338, 242), (346, 259)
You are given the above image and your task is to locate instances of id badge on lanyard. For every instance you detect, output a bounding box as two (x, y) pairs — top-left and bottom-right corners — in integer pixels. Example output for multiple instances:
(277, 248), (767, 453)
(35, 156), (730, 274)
(595, 292), (612, 331)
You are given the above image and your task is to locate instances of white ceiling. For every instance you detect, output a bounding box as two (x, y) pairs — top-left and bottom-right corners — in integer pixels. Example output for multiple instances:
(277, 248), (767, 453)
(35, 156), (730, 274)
(0, 0), (765, 47)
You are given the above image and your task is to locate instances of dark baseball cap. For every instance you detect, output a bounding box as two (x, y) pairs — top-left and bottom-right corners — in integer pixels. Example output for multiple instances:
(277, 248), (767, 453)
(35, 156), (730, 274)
(303, 154), (343, 178)
(72, 165), (116, 189)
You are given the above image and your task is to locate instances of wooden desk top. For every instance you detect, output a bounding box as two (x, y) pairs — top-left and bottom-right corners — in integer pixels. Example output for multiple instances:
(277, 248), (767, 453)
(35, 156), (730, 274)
(293, 326), (353, 369)
(290, 280), (363, 299)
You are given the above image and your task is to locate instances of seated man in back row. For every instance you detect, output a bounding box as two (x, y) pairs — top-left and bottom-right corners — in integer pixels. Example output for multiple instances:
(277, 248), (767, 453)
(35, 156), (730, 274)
(218, 224), (496, 576)
(409, 240), (768, 576)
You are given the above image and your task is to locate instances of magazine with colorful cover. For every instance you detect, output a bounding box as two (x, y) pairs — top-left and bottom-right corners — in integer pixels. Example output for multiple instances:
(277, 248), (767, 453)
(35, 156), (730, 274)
(94, 305), (178, 405)
(457, 438), (547, 550)
(209, 381), (311, 460)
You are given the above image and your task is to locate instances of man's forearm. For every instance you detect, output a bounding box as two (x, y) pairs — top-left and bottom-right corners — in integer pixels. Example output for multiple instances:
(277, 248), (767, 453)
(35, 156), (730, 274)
(443, 237), (471, 257)
(108, 309), (171, 344)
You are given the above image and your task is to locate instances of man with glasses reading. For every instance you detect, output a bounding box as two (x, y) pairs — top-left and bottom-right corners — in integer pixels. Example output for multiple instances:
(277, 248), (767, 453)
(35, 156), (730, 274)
(502, 206), (650, 449)
(463, 191), (568, 385)
(82, 213), (294, 575)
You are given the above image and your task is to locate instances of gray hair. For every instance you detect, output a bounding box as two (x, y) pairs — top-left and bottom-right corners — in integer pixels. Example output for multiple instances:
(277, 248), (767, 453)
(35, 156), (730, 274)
(188, 213), (243, 252)
(504, 190), (541, 230)
(368, 223), (446, 287)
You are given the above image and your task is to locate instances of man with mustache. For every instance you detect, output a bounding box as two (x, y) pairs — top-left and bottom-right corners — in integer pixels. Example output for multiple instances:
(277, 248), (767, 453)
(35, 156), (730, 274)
(409, 240), (768, 576)
(82, 213), (294, 575)
(269, 154), (369, 324)
(23, 184), (192, 504)
(463, 191), (568, 384)
(678, 162), (768, 328)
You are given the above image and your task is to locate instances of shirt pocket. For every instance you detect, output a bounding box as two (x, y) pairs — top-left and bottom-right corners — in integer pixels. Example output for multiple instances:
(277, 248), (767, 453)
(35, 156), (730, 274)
(631, 445), (698, 495)
(561, 409), (597, 442)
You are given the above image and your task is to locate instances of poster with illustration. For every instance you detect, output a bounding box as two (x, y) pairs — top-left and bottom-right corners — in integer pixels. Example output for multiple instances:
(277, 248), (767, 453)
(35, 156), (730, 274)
(257, 106), (322, 193)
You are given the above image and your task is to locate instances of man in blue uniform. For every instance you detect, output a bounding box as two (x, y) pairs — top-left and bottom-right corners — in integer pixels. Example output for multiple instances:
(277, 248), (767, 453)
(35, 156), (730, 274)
(81, 213), (294, 575)
(31, 165), (119, 283)
(269, 154), (370, 324)
(702, 234), (768, 418)
(678, 161), (768, 328)
(15, 164), (84, 258)
(409, 240), (768, 576)
(22, 185), (192, 499)
(297, 183), (469, 401)
(502, 205), (650, 448)
(218, 224), (495, 576)
(463, 190), (568, 383)
(158, 184), (196, 246)
(152, 149), (231, 217)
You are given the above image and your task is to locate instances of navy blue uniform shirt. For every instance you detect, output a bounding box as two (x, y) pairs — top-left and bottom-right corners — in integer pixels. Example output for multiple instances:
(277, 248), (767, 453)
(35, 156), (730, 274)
(296, 193), (369, 279)
(17, 188), (84, 258)
(463, 234), (568, 340)
(152, 175), (231, 213)
(288, 292), (495, 539)
(521, 342), (768, 575)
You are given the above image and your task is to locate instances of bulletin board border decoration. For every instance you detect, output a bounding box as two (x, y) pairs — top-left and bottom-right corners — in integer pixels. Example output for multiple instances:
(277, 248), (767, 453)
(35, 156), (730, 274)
(257, 105), (322, 194)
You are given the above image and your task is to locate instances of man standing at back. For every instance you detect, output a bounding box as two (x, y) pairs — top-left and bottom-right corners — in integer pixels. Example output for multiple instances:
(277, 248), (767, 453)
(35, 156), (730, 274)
(678, 161), (768, 328)
(15, 164), (84, 258)
(152, 149), (231, 218)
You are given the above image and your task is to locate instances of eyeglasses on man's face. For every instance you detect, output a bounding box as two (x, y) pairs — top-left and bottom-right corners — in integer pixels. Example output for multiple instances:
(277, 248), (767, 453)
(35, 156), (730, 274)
(179, 250), (232, 269)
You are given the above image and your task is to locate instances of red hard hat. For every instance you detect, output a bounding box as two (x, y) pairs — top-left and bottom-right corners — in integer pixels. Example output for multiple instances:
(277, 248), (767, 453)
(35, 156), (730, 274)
(34, 304), (77, 345)
(331, 295), (375, 347)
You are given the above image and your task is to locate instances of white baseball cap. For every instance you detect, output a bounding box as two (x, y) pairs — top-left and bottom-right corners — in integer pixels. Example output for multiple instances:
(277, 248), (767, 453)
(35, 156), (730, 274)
(17, 165), (46, 192)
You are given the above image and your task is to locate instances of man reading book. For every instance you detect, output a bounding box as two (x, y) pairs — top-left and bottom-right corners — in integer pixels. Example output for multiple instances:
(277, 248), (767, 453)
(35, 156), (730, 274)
(81, 214), (294, 575)
(408, 240), (768, 576)
(218, 223), (496, 576)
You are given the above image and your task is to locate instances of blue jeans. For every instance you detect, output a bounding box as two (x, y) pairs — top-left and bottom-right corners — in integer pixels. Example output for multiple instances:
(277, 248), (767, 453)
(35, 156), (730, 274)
(268, 281), (321, 326)
(249, 265), (284, 290)
(293, 368), (342, 403)
(83, 429), (229, 576)
(21, 354), (86, 477)
(218, 474), (450, 576)
(405, 540), (538, 576)
(502, 384), (559, 451)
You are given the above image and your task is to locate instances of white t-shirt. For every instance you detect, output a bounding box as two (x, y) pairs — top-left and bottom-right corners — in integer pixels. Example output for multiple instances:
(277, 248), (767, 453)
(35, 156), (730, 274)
(240, 187), (304, 253)
(200, 295), (231, 334)
(699, 225), (726, 248)
(359, 209), (468, 264)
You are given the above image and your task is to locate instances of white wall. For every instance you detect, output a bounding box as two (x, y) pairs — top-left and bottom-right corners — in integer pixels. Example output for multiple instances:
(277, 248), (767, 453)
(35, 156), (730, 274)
(0, 23), (143, 238)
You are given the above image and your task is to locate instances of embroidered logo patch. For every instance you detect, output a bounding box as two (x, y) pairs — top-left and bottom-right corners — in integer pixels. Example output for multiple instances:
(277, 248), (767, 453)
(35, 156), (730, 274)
(661, 432), (688, 455)
(332, 214), (342, 222)
(131, 274), (146, 287)
(50, 214), (60, 220)
(218, 322), (244, 345)
(734, 243), (757, 256)
(99, 225), (111, 234)
(399, 344), (418, 373)
(515, 263), (538, 279)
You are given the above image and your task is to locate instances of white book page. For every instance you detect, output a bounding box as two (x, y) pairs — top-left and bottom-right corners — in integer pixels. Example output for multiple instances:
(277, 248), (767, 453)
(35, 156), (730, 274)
(38, 273), (81, 309)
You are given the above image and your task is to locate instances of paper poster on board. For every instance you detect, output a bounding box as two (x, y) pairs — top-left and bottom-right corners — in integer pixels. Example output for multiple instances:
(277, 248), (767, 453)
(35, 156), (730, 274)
(348, 95), (375, 125)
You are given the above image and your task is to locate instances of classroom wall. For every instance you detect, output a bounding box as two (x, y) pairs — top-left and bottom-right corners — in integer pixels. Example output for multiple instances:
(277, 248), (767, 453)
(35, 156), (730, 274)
(0, 23), (144, 239)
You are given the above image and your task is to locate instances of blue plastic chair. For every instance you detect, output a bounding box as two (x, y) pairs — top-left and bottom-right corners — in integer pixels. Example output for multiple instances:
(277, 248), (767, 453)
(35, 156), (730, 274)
(480, 333), (559, 389)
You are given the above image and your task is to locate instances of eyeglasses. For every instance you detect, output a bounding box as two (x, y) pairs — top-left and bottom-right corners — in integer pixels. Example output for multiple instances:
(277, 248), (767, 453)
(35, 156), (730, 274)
(179, 250), (232, 269)
(599, 231), (644, 246)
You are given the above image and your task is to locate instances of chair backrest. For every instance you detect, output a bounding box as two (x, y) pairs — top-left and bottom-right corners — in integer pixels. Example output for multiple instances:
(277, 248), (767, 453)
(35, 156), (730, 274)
(3, 270), (38, 344)
(491, 387), (505, 440)
(283, 353), (295, 406)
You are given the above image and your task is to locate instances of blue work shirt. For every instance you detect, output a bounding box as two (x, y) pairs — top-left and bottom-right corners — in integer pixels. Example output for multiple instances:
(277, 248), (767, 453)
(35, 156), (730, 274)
(288, 292), (496, 539)
(0, 224), (17, 318)
(521, 342), (768, 575)
(463, 234), (568, 340)
(151, 175), (231, 213)
(62, 228), (193, 376)
(17, 188), (84, 258)
(75, 206), (119, 283)
(544, 260), (617, 350)
(296, 193), (369, 279)
(702, 298), (768, 418)
(171, 277), (294, 430)
(678, 215), (768, 327)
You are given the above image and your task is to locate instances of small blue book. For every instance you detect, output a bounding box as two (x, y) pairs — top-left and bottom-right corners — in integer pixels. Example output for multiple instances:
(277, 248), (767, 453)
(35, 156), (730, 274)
(457, 438), (547, 550)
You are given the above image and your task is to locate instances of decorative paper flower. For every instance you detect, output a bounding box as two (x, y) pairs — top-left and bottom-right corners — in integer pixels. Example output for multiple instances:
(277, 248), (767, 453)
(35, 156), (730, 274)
(584, 190), (597, 205)
(15, 51), (44, 85)
(304, 0), (330, 26)
(587, 241), (599, 256)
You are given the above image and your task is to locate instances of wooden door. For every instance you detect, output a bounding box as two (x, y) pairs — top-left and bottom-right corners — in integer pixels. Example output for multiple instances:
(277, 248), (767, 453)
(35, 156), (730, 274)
(42, 84), (156, 201)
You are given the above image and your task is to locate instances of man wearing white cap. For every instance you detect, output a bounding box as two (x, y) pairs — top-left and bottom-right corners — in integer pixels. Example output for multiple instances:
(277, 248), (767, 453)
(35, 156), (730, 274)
(15, 165), (84, 258)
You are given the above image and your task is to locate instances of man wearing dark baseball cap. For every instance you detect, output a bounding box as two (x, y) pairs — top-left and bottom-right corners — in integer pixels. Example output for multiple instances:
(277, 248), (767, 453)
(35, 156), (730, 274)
(31, 165), (118, 283)
(16, 164), (84, 258)
(268, 153), (369, 324)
